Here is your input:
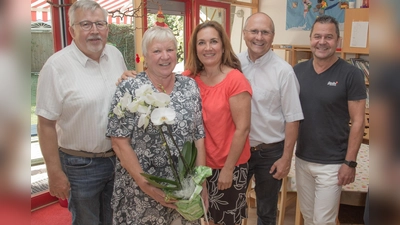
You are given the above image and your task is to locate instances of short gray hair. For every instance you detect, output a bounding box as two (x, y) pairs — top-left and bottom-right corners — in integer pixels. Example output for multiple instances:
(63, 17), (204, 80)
(68, 0), (108, 26)
(141, 26), (177, 56)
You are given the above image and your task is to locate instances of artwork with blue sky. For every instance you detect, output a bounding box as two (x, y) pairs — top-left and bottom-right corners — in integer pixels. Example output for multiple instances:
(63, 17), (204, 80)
(286, 0), (355, 30)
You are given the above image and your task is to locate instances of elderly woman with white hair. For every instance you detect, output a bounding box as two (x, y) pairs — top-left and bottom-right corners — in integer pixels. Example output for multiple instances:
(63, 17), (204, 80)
(106, 26), (207, 225)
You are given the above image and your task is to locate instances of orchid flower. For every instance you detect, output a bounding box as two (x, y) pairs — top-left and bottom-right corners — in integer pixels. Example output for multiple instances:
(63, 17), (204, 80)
(150, 107), (176, 126)
(135, 84), (153, 97)
(120, 92), (132, 110)
(152, 92), (171, 107)
(138, 106), (152, 129)
(138, 113), (150, 129)
(126, 99), (140, 113)
(113, 103), (124, 119)
(137, 103), (151, 115)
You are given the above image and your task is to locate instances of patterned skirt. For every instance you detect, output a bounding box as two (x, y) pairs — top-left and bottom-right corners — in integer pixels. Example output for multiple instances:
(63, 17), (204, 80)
(206, 163), (249, 225)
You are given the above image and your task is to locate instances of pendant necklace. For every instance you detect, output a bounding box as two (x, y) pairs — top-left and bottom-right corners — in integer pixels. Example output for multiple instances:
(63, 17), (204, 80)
(157, 84), (166, 93)
(148, 72), (167, 93)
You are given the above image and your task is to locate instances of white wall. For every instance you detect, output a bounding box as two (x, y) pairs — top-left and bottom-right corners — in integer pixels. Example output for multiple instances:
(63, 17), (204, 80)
(260, 0), (311, 45)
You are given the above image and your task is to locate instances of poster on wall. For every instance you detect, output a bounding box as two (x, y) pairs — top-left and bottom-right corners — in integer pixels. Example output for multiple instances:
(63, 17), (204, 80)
(286, 0), (350, 30)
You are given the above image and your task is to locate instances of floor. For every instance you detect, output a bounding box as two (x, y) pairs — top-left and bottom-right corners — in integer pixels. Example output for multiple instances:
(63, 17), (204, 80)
(244, 203), (365, 225)
(244, 203), (296, 225)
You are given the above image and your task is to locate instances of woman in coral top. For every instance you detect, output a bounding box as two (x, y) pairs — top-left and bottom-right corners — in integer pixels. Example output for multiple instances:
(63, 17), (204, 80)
(183, 21), (252, 225)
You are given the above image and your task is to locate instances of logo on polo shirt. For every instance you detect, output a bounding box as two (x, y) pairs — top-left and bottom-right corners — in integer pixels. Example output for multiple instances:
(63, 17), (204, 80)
(327, 81), (338, 86)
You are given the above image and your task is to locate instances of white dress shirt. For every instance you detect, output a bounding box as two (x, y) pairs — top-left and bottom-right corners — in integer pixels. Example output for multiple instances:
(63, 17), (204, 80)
(238, 49), (304, 147)
(36, 41), (127, 152)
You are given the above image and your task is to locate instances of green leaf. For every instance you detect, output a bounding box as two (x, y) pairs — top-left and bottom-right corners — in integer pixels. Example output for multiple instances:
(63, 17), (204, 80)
(189, 141), (197, 168)
(178, 141), (198, 179)
(141, 173), (180, 190)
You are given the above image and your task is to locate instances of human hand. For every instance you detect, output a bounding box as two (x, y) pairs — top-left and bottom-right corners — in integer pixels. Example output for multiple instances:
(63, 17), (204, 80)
(217, 167), (233, 190)
(270, 157), (291, 180)
(338, 164), (356, 186)
(47, 169), (70, 200)
(116, 70), (138, 85)
(138, 180), (177, 209)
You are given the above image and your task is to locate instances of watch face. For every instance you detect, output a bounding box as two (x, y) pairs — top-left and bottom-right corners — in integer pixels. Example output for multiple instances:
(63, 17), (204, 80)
(345, 160), (357, 168)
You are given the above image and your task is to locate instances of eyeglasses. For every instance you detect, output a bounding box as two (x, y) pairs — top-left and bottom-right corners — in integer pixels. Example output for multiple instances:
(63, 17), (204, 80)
(73, 21), (108, 31)
(244, 29), (273, 36)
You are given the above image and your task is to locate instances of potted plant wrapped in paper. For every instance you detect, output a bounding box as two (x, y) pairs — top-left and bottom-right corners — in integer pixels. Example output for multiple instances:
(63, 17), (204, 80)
(111, 84), (212, 221)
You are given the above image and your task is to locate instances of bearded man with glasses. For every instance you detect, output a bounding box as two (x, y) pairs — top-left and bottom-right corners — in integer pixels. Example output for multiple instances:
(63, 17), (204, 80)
(36, 1), (127, 224)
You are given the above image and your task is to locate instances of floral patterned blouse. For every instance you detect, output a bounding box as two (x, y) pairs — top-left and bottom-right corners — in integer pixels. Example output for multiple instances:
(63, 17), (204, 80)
(106, 72), (205, 225)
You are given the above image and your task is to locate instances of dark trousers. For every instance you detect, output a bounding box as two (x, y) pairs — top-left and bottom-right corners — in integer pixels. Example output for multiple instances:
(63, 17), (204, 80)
(247, 141), (284, 225)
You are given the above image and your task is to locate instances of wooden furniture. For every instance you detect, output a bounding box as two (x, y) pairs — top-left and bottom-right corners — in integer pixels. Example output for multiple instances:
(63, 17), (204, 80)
(272, 45), (312, 67)
(242, 178), (253, 225)
(341, 8), (369, 59)
(277, 177), (297, 225)
(363, 110), (370, 144)
(244, 176), (297, 225)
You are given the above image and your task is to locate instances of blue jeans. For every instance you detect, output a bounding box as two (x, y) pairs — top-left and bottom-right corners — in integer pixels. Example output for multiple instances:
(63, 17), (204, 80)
(59, 150), (116, 225)
(247, 142), (284, 225)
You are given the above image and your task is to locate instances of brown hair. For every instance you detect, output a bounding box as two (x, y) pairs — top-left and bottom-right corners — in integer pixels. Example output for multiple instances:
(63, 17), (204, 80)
(185, 21), (241, 76)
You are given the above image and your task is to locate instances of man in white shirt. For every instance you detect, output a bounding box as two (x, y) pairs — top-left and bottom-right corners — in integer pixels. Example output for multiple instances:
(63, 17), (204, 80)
(36, 1), (127, 224)
(238, 13), (304, 225)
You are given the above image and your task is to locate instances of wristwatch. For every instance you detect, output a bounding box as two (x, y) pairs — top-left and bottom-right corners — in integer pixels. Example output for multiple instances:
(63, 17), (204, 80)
(343, 160), (357, 168)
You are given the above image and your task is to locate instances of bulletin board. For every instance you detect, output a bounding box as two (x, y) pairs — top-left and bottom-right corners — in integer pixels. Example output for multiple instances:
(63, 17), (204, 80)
(342, 8), (369, 54)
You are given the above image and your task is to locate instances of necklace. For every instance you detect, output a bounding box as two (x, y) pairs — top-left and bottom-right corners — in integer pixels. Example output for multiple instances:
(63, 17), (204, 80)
(157, 84), (166, 93)
(147, 72), (173, 93)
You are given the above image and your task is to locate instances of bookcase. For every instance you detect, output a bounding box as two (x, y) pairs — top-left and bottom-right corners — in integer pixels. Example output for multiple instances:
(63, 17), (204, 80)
(341, 8), (369, 110)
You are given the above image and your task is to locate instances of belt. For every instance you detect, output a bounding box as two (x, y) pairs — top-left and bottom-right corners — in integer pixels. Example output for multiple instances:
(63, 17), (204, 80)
(59, 147), (115, 158)
(250, 141), (284, 152)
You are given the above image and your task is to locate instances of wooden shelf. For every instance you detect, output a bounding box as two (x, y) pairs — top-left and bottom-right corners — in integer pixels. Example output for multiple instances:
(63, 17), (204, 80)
(272, 45), (312, 67)
(273, 45), (342, 67)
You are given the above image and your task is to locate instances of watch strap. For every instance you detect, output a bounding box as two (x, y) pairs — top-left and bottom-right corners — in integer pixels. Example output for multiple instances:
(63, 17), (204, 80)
(343, 160), (357, 168)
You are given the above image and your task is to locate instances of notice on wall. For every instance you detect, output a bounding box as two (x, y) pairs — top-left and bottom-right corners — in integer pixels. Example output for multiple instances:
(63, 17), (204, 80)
(350, 21), (369, 48)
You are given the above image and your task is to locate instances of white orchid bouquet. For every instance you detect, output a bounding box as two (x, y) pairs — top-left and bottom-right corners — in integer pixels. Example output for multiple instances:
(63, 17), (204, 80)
(111, 84), (211, 221)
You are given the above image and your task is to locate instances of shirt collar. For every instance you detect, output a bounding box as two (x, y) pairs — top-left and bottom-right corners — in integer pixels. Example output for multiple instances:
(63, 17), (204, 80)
(246, 48), (273, 64)
(71, 41), (109, 67)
